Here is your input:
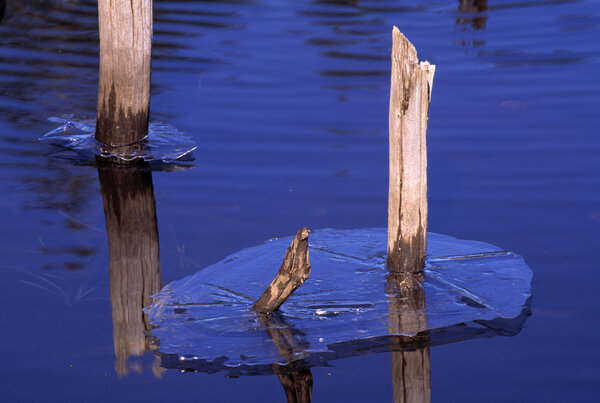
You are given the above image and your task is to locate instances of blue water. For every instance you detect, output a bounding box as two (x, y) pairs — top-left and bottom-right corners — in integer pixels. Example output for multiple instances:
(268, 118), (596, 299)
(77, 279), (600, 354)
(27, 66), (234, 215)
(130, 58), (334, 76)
(0, 0), (599, 401)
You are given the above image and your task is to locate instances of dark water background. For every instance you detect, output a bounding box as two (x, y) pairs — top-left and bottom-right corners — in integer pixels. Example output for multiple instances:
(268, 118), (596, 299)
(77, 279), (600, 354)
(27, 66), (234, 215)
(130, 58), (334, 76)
(1, 0), (599, 401)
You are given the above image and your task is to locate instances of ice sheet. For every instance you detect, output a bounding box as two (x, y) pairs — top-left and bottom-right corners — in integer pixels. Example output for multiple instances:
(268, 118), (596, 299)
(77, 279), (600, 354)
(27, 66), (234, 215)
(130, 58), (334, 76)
(41, 117), (197, 163)
(147, 228), (532, 372)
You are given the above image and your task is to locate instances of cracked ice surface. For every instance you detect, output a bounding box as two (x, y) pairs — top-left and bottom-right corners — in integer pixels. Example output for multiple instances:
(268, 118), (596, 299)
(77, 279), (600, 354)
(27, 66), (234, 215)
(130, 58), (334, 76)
(41, 117), (197, 163)
(146, 228), (532, 369)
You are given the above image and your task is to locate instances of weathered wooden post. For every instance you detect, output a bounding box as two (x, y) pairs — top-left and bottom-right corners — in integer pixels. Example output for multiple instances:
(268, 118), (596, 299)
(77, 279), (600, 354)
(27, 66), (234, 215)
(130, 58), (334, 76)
(95, 0), (153, 147)
(387, 27), (434, 402)
(387, 27), (435, 273)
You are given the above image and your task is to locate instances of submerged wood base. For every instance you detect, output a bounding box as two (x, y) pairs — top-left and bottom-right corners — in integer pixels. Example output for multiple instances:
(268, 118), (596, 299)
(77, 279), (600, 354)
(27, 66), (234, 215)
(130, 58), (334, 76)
(253, 228), (311, 314)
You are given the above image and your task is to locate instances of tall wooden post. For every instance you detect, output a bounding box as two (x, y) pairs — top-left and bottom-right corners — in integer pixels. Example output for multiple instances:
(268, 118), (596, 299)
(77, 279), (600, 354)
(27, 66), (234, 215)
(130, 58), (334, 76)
(95, 1), (153, 147)
(98, 162), (162, 377)
(387, 27), (435, 273)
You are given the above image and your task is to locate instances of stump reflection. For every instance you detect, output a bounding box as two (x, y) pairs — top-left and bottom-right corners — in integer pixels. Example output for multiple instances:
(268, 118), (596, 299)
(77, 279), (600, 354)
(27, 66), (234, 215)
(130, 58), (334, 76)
(259, 312), (313, 403)
(387, 272), (431, 403)
(98, 161), (162, 377)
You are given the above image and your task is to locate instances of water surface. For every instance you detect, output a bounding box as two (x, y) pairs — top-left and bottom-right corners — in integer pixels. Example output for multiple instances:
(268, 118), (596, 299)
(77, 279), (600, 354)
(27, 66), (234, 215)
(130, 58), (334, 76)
(0, 0), (599, 401)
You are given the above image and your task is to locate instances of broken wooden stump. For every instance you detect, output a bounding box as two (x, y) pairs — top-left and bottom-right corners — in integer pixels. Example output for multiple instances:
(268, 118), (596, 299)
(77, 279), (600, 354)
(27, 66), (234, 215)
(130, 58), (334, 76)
(387, 27), (435, 273)
(386, 27), (433, 401)
(253, 227), (311, 314)
(95, 0), (152, 148)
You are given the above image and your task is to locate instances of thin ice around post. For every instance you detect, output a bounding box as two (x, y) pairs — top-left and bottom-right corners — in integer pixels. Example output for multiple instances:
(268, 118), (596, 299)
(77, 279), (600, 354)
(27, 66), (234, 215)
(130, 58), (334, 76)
(40, 117), (197, 163)
(146, 228), (532, 373)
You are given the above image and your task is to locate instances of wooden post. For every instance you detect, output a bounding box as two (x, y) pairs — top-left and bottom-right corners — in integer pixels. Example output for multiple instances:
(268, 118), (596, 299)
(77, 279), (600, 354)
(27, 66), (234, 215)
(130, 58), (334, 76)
(95, 0), (152, 147)
(253, 228), (311, 314)
(387, 27), (435, 273)
(98, 162), (162, 377)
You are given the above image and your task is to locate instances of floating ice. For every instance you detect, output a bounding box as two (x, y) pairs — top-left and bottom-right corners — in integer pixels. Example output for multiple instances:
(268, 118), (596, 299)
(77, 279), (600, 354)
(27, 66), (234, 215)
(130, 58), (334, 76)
(41, 117), (197, 163)
(147, 228), (532, 374)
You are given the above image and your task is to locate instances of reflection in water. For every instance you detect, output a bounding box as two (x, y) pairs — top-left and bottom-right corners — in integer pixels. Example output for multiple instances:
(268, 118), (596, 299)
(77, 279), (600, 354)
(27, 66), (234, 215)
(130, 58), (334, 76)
(259, 312), (313, 403)
(456, 0), (489, 35)
(98, 160), (163, 377)
(387, 273), (431, 403)
(455, 0), (488, 49)
(457, 0), (489, 31)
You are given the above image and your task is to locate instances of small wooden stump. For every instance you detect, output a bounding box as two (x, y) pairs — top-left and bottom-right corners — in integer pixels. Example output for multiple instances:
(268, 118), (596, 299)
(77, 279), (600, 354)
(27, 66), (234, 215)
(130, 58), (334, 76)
(95, 0), (153, 148)
(387, 27), (435, 273)
(253, 228), (311, 314)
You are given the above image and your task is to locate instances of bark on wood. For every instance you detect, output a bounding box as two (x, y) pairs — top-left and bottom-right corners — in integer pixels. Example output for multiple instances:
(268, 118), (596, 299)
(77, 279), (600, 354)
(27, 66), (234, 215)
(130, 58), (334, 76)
(387, 27), (435, 273)
(95, 0), (152, 147)
(98, 161), (162, 377)
(387, 272), (431, 403)
(253, 228), (311, 314)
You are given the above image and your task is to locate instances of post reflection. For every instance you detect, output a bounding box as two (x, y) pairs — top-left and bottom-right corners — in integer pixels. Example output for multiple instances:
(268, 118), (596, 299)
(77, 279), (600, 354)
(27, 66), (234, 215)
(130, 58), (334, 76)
(0, 0), (5, 24)
(97, 160), (163, 377)
(387, 272), (431, 403)
(259, 312), (314, 403)
(457, 0), (489, 31)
